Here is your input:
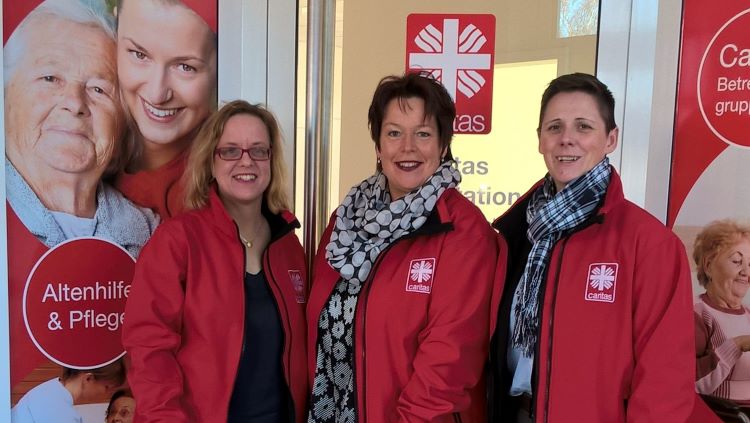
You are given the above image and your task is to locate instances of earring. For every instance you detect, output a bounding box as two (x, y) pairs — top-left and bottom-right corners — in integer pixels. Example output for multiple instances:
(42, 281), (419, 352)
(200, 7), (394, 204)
(377, 158), (381, 165)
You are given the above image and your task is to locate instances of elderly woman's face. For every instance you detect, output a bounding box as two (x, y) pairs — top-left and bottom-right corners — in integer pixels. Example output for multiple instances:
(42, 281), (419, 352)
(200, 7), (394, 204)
(117, 0), (217, 149)
(5, 17), (123, 178)
(538, 91), (618, 192)
(107, 396), (135, 423)
(706, 238), (750, 308)
(377, 97), (445, 200)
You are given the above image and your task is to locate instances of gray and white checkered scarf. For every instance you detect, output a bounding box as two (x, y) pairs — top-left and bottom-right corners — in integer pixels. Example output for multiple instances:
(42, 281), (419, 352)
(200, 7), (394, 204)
(512, 157), (611, 357)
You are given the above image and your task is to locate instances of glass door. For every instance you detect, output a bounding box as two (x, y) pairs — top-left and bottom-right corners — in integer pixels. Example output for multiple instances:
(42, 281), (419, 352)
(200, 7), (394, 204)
(296, 0), (601, 226)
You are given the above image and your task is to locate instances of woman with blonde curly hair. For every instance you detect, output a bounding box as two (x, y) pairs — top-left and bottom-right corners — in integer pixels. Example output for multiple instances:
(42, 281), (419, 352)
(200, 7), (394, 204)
(123, 100), (308, 423)
(693, 219), (750, 408)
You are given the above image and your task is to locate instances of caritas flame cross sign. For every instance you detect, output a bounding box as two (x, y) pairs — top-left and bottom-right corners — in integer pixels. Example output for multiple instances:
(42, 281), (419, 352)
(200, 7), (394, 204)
(406, 14), (496, 135)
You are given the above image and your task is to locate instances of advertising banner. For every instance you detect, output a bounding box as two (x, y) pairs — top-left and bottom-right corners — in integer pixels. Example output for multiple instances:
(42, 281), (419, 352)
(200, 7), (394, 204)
(670, 1), (750, 226)
(670, 0), (750, 298)
(3, 0), (218, 420)
(406, 13), (495, 135)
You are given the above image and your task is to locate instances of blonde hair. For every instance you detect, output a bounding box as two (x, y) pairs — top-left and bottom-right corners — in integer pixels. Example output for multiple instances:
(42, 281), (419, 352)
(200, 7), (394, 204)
(693, 219), (750, 287)
(183, 100), (290, 213)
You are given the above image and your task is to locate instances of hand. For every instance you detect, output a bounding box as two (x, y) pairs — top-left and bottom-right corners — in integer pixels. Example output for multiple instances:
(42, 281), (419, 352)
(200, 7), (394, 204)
(733, 335), (750, 352)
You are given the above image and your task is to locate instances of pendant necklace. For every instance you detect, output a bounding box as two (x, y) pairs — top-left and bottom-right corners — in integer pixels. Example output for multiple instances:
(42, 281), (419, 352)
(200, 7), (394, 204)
(239, 233), (253, 249)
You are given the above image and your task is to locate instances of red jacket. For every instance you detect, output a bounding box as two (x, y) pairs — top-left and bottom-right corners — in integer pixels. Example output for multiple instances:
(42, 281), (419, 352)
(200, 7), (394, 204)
(123, 189), (308, 423)
(114, 151), (187, 219)
(490, 170), (700, 422)
(307, 188), (506, 422)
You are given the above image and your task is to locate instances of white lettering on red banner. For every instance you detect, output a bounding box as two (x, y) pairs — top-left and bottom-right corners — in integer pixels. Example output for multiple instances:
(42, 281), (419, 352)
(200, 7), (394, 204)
(406, 14), (496, 134)
(698, 9), (750, 147)
(23, 238), (134, 369)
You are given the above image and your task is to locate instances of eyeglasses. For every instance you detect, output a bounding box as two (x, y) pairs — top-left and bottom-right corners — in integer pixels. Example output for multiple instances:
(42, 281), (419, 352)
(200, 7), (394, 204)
(214, 146), (271, 161)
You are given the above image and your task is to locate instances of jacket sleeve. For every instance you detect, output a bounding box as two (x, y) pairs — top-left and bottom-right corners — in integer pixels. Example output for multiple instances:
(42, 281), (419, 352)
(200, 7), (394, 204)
(396, 218), (500, 422)
(694, 310), (741, 394)
(626, 235), (695, 422)
(122, 224), (190, 423)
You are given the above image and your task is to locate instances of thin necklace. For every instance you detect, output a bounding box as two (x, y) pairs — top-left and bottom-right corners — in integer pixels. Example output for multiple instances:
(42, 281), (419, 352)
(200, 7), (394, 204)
(239, 233), (253, 249)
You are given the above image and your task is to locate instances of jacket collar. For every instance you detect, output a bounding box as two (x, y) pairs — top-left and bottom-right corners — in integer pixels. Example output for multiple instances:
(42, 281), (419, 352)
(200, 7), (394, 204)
(407, 187), (456, 238)
(492, 165), (625, 236)
(205, 186), (300, 239)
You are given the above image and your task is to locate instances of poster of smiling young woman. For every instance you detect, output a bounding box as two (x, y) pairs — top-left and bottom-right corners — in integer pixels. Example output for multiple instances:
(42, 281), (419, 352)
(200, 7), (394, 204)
(2, 0), (217, 420)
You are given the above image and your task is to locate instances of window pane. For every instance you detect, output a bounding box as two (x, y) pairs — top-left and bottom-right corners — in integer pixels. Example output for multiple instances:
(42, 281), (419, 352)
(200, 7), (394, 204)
(559, 0), (599, 38)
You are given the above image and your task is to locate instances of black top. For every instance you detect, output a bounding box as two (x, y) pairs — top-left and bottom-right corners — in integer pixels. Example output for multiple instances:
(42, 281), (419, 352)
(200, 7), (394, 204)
(490, 193), (535, 422)
(228, 270), (290, 423)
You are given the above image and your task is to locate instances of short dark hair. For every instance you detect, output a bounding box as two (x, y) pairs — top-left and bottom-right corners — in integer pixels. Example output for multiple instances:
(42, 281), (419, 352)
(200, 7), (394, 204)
(368, 72), (456, 170)
(538, 73), (616, 133)
(106, 388), (134, 418)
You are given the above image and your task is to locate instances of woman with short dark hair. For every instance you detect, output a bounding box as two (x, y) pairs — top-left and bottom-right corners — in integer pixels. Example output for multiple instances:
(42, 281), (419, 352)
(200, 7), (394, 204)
(307, 72), (503, 422)
(489, 73), (696, 422)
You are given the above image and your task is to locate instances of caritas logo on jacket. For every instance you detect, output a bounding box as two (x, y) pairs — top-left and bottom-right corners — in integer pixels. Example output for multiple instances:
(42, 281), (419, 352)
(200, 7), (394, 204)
(405, 258), (436, 294)
(405, 13), (496, 134)
(584, 263), (619, 303)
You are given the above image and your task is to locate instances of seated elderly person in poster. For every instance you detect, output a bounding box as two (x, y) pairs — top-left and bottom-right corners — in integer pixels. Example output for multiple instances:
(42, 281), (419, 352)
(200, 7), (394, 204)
(693, 220), (750, 412)
(3, 0), (157, 388)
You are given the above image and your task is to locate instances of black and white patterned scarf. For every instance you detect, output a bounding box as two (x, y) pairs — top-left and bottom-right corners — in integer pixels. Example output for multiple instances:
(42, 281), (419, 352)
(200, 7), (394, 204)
(308, 161), (461, 423)
(511, 158), (611, 357)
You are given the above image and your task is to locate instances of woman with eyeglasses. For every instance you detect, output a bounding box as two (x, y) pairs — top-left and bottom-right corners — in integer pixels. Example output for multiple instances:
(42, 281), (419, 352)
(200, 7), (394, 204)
(122, 100), (308, 423)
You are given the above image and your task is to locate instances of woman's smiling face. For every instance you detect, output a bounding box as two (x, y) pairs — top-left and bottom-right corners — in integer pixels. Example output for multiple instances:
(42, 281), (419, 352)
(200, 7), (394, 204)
(538, 91), (618, 192)
(377, 97), (445, 200)
(116, 0), (217, 149)
(706, 238), (750, 308)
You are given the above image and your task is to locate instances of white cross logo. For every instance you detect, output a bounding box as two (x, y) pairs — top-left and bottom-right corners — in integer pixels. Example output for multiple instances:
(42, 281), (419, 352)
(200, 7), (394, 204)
(409, 19), (492, 100)
(410, 260), (434, 283)
(589, 265), (616, 291)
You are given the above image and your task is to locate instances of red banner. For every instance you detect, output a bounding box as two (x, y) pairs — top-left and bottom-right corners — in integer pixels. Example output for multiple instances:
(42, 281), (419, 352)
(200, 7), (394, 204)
(669, 2), (750, 225)
(4, 0), (218, 417)
(23, 239), (133, 369)
(406, 14), (496, 135)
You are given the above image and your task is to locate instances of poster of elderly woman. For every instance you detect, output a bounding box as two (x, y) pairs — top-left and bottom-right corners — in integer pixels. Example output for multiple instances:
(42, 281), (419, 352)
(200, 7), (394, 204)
(692, 220), (750, 419)
(2, 0), (217, 421)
